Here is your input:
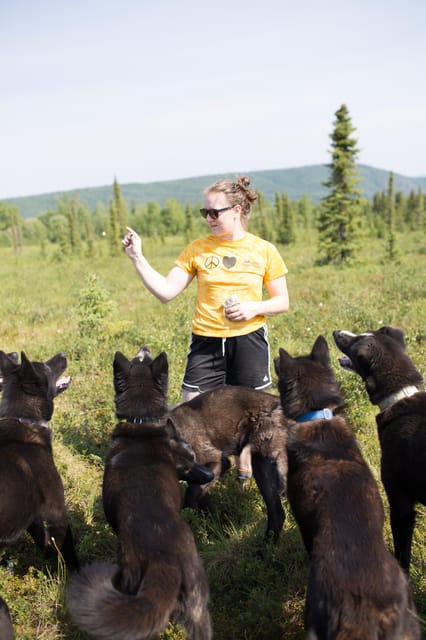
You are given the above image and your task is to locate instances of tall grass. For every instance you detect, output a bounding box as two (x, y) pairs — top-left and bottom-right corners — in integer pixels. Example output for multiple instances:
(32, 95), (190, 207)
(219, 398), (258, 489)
(0, 231), (425, 639)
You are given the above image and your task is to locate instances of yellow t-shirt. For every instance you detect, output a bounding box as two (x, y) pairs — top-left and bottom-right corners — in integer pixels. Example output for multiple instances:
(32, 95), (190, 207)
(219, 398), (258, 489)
(175, 232), (288, 337)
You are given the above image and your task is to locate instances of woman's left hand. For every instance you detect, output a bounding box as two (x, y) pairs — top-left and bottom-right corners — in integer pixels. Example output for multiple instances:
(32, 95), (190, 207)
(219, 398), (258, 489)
(224, 301), (257, 322)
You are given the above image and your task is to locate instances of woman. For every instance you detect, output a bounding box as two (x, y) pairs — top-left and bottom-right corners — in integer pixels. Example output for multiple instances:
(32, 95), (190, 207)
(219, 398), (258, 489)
(122, 176), (289, 480)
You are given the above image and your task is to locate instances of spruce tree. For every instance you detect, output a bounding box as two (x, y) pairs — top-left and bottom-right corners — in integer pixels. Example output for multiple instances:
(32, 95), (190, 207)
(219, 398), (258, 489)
(385, 172), (397, 260)
(415, 187), (424, 230)
(68, 196), (82, 255)
(281, 193), (296, 244)
(112, 177), (129, 229)
(274, 192), (286, 243)
(109, 178), (127, 255)
(317, 104), (362, 263)
(253, 191), (273, 241)
(184, 202), (194, 243)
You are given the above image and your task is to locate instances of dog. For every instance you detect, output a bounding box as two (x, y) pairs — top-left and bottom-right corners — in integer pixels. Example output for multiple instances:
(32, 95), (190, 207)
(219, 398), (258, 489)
(274, 335), (421, 639)
(169, 386), (288, 540)
(333, 326), (426, 573)
(0, 597), (14, 640)
(0, 351), (18, 391)
(67, 347), (212, 640)
(0, 350), (79, 570)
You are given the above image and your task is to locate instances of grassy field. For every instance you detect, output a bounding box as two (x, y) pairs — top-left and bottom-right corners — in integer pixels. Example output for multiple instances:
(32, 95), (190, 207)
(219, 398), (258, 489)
(0, 230), (425, 639)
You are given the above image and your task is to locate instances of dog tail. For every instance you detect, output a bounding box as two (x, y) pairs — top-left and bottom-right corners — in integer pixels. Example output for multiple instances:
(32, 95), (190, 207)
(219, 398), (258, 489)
(67, 561), (181, 640)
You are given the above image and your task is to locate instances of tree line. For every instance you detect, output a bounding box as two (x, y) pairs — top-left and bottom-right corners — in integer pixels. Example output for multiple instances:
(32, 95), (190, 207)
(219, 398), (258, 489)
(1, 105), (424, 264)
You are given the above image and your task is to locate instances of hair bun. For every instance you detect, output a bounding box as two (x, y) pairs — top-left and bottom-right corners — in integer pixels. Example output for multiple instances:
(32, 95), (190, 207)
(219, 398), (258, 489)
(237, 176), (251, 189)
(236, 176), (257, 204)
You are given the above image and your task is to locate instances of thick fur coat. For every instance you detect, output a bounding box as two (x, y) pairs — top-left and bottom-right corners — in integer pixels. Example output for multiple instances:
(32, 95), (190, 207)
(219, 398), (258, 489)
(67, 348), (212, 640)
(169, 386), (288, 540)
(333, 326), (426, 572)
(0, 597), (14, 640)
(274, 336), (421, 639)
(0, 350), (78, 569)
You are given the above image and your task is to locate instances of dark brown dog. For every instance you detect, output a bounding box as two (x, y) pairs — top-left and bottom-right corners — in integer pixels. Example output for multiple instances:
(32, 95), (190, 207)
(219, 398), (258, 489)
(67, 347), (212, 640)
(169, 386), (288, 540)
(0, 350), (78, 570)
(0, 597), (14, 640)
(274, 335), (421, 639)
(333, 326), (425, 573)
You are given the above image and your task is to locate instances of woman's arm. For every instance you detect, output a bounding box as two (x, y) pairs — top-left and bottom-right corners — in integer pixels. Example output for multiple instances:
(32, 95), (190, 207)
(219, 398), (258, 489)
(224, 276), (289, 322)
(122, 227), (193, 303)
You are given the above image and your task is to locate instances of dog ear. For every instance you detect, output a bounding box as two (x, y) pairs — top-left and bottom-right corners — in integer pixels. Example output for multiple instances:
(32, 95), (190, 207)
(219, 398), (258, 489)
(151, 352), (168, 380)
(378, 326), (406, 348)
(0, 351), (20, 374)
(45, 353), (67, 379)
(310, 335), (330, 366)
(164, 416), (178, 440)
(273, 355), (280, 376)
(113, 351), (131, 394)
(19, 351), (42, 391)
(277, 347), (293, 375)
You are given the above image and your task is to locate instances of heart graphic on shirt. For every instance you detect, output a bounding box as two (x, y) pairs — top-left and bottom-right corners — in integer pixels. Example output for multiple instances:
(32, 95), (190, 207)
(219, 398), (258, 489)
(223, 256), (236, 269)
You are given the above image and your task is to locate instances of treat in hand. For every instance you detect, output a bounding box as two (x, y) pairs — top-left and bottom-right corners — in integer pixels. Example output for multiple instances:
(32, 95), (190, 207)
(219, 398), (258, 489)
(223, 294), (240, 309)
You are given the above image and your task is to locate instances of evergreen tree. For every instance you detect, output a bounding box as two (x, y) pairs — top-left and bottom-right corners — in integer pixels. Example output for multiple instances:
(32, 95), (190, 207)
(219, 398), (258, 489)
(405, 191), (418, 230)
(280, 193), (296, 244)
(68, 196), (82, 255)
(112, 177), (129, 229)
(252, 191), (273, 241)
(81, 207), (96, 257)
(385, 172), (397, 260)
(415, 187), (424, 230)
(274, 192), (285, 243)
(109, 179), (127, 255)
(296, 194), (314, 232)
(317, 104), (362, 264)
(372, 192), (387, 237)
(184, 202), (194, 243)
(108, 200), (121, 256)
(394, 192), (406, 231)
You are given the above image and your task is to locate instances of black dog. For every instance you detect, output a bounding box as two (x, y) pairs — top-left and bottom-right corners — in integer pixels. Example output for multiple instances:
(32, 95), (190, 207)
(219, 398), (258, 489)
(274, 336), (421, 639)
(67, 348), (212, 640)
(0, 350), (78, 570)
(0, 597), (14, 640)
(169, 386), (288, 540)
(333, 326), (425, 573)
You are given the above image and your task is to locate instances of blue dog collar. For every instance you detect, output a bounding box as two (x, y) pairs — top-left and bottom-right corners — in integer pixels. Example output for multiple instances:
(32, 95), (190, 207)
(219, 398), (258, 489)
(296, 408), (333, 422)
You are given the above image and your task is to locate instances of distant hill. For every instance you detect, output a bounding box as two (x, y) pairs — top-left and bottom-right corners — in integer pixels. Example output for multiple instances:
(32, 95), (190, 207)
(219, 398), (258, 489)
(4, 164), (426, 219)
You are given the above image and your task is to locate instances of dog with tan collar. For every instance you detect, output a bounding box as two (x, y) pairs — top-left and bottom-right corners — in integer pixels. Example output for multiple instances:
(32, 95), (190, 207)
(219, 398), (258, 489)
(333, 326), (425, 573)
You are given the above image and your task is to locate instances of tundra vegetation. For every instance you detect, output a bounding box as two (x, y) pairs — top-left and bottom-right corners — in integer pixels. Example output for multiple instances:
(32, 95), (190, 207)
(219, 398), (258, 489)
(0, 216), (425, 638)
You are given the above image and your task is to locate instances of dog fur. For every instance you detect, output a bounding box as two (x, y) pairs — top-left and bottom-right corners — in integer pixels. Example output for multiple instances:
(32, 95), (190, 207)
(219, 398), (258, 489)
(169, 386), (288, 540)
(0, 350), (79, 570)
(333, 326), (426, 573)
(67, 347), (212, 640)
(0, 596), (14, 640)
(274, 335), (421, 639)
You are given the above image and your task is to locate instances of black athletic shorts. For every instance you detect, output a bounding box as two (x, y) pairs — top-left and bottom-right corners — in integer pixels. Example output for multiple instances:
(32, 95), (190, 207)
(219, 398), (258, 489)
(182, 326), (272, 393)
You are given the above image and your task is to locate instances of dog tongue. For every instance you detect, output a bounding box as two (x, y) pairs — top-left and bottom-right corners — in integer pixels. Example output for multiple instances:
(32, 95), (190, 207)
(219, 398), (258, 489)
(56, 376), (72, 392)
(338, 357), (353, 369)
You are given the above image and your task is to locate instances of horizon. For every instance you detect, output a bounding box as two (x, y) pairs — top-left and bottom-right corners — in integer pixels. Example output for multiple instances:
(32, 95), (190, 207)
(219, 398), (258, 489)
(1, 0), (425, 200)
(4, 161), (426, 202)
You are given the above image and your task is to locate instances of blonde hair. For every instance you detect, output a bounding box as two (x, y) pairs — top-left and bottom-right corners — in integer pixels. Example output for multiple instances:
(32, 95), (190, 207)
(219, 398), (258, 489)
(204, 176), (257, 229)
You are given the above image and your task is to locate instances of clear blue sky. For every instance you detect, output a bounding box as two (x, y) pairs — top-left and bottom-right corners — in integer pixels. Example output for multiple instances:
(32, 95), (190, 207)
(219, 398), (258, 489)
(1, 0), (425, 199)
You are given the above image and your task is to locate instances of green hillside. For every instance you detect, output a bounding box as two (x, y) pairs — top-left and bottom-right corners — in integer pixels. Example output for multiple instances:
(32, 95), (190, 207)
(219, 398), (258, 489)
(4, 164), (426, 219)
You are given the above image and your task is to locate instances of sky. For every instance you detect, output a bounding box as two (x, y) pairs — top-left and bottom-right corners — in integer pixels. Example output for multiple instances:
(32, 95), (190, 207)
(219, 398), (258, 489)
(1, 0), (425, 199)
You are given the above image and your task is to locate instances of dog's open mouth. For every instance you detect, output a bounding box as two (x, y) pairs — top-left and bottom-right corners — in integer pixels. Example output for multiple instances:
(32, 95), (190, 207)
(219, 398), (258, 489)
(338, 356), (354, 371)
(56, 376), (72, 394)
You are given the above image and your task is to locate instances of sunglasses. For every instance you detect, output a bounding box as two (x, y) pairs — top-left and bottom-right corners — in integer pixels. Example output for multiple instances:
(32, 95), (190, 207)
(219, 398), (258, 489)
(199, 205), (234, 220)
